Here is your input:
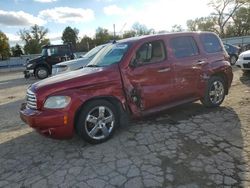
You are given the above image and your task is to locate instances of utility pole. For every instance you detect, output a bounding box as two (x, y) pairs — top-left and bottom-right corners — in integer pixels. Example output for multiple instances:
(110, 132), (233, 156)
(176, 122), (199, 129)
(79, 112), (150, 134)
(113, 24), (116, 40)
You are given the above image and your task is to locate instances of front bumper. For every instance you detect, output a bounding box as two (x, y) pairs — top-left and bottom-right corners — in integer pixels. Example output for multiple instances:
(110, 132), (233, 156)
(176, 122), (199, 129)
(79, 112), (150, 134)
(24, 69), (34, 78)
(20, 103), (74, 139)
(236, 60), (250, 70)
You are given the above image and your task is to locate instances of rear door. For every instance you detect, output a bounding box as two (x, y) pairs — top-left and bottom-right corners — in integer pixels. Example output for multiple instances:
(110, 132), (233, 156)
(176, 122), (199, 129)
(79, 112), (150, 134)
(169, 36), (206, 100)
(123, 39), (174, 111)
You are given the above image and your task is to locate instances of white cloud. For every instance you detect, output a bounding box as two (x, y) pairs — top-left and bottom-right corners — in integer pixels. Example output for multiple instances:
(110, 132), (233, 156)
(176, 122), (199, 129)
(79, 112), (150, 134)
(38, 7), (95, 24)
(34, 0), (57, 3)
(0, 10), (46, 26)
(103, 0), (212, 32)
(103, 5), (123, 15)
(6, 33), (21, 43)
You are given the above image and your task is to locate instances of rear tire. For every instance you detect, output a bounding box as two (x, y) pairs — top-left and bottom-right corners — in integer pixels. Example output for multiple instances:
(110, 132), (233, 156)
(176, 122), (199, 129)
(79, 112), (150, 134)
(201, 76), (226, 107)
(230, 55), (237, 65)
(76, 100), (119, 144)
(35, 67), (49, 79)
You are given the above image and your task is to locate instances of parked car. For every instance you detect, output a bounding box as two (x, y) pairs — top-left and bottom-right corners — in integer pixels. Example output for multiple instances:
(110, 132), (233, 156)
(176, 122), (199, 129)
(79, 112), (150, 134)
(24, 44), (75, 79)
(20, 32), (233, 144)
(52, 44), (107, 75)
(223, 43), (240, 65)
(235, 50), (250, 73)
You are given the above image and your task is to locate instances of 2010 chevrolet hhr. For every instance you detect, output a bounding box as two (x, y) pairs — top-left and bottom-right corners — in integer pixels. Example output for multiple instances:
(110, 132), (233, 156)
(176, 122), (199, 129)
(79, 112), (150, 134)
(20, 32), (233, 144)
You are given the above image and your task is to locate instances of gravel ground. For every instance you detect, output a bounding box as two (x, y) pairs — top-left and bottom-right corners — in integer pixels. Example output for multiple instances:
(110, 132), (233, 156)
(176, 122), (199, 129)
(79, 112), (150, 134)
(0, 68), (250, 188)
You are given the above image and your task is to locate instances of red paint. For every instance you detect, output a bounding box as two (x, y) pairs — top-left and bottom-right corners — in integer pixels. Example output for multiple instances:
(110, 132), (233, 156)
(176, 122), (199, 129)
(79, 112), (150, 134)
(20, 32), (233, 139)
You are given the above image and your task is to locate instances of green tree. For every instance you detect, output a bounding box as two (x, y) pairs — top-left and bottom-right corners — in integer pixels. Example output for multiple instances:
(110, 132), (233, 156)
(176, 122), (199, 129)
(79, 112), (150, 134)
(132, 22), (154, 36)
(208, 0), (249, 37)
(187, 17), (217, 32)
(228, 6), (250, 36)
(62, 26), (79, 50)
(171, 25), (184, 32)
(123, 30), (136, 39)
(95, 27), (112, 45)
(77, 35), (95, 52)
(19, 24), (50, 54)
(11, 44), (23, 57)
(0, 31), (10, 60)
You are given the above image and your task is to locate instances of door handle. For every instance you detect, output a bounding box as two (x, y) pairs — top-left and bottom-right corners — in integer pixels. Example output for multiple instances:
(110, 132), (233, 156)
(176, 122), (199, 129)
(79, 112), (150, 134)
(157, 67), (171, 73)
(196, 61), (206, 65)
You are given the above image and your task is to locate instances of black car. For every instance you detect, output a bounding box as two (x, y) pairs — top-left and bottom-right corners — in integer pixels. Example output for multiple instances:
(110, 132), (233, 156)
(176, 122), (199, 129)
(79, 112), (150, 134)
(24, 44), (75, 79)
(223, 43), (240, 65)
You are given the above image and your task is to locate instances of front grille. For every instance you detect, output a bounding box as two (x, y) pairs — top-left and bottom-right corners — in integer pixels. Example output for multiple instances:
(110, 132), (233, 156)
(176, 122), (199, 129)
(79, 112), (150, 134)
(243, 63), (250, 68)
(26, 89), (37, 109)
(243, 57), (250, 60)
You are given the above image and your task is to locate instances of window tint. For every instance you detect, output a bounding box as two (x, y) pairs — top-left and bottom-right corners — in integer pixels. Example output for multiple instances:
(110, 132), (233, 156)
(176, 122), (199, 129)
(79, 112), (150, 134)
(135, 40), (165, 65)
(58, 46), (70, 55)
(170, 36), (199, 58)
(47, 47), (58, 56)
(200, 34), (222, 53)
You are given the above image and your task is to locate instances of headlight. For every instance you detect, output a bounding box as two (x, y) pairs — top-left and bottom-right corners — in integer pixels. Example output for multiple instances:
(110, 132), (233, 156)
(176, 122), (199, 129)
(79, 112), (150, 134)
(57, 65), (68, 73)
(27, 64), (33, 68)
(44, 96), (71, 109)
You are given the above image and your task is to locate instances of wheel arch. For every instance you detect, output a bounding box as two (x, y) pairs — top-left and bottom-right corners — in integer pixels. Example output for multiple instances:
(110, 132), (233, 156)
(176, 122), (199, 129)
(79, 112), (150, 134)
(210, 72), (229, 95)
(34, 63), (51, 74)
(74, 96), (129, 131)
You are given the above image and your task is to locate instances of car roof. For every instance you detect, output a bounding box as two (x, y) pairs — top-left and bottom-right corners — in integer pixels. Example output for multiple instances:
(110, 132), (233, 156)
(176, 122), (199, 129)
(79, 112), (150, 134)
(116, 31), (218, 44)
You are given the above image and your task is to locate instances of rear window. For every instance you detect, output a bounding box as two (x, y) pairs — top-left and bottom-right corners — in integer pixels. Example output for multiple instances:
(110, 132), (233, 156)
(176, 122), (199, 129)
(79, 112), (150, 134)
(170, 36), (199, 58)
(200, 34), (223, 53)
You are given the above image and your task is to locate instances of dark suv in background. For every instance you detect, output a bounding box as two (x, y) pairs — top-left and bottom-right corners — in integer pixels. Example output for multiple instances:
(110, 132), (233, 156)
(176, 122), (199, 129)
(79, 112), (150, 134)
(24, 44), (75, 79)
(223, 43), (240, 65)
(20, 32), (233, 144)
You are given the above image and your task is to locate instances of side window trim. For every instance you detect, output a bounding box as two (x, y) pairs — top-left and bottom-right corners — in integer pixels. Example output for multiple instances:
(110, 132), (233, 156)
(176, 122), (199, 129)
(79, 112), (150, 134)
(132, 40), (167, 67)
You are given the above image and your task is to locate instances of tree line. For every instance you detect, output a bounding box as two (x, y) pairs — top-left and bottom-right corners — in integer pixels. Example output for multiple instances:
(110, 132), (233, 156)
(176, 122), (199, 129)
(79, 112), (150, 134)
(0, 0), (249, 60)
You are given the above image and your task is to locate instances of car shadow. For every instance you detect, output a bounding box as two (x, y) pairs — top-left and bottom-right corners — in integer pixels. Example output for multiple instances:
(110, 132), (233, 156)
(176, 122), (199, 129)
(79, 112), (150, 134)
(240, 71), (250, 87)
(0, 99), (247, 187)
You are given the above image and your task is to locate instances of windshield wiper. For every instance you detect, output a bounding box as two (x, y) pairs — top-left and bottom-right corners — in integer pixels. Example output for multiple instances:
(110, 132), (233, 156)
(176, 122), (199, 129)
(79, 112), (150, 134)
(85, 64), (100, 67)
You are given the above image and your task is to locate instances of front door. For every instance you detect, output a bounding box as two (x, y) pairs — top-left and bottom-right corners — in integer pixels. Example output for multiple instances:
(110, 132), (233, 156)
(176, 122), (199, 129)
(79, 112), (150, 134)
(122, 40), (174, 112)
(46, 47), (62, 65)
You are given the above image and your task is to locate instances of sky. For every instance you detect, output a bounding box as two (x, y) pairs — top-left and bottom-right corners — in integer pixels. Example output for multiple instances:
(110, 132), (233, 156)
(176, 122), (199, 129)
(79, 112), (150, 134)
(0, 0), (214, 46)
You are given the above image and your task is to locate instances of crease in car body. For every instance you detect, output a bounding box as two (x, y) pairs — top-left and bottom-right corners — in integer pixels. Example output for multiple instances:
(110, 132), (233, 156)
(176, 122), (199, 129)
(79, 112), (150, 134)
(20, 32), (233, 144)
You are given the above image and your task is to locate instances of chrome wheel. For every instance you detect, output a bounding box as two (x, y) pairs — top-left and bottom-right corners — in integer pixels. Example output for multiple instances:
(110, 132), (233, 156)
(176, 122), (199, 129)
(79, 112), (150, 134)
(84, 106), (115, 140)
(209, 81), (225, 105)
(36, 67), (49, 79)
(38, 69), (47, 78)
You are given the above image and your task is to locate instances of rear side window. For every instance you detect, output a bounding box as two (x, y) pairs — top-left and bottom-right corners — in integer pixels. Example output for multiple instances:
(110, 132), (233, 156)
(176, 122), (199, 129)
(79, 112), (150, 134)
(200, 34), (223, 53)
(59, 46), (70, 55)
(170, 36), (199, 58)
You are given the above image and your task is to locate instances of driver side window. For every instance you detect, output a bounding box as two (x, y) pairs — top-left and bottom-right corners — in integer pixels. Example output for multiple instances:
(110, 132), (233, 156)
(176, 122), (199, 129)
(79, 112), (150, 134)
(133, 40), (165, 66)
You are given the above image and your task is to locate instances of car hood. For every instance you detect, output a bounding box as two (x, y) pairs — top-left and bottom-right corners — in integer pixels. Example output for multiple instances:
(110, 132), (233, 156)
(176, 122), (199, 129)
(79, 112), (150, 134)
(27, 56), (44, 66)
(31, 65), (120, 98)
(239, 50), (250, 57)
(55, 57), (89, 67)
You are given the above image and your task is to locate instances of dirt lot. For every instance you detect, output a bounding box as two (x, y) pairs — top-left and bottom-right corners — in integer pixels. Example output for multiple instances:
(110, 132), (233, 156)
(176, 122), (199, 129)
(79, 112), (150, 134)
(0, 68), (250, 187)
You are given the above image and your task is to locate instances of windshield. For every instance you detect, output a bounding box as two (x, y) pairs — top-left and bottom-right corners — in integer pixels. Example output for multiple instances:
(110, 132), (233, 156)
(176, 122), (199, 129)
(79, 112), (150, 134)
(41, 48), (47, 56)
(83, 45), (106, 58)
(87, 43), (129, 67)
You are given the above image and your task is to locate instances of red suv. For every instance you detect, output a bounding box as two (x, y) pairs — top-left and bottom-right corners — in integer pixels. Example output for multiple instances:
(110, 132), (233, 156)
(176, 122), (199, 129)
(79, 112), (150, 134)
(20, 32), (233, 144)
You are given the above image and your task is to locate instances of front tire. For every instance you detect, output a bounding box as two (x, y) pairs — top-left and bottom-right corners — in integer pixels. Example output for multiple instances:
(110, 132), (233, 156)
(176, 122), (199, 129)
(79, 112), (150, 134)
(201, 76), (226, 107)
(76, 100), (118, 144)
(35, 67), (49, 79)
